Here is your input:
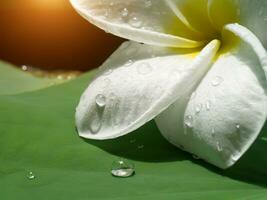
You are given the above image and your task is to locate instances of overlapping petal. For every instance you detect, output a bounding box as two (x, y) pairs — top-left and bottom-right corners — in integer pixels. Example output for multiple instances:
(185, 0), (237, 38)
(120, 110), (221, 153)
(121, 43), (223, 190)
(70, 0), (206, 48)
(208, 0), (267, 48)
(156, 24), (267, 169)
(76, 40), (220, 140)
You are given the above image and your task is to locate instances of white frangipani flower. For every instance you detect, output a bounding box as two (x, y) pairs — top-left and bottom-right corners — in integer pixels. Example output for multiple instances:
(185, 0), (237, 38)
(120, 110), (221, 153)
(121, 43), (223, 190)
(71, 0), (267, 169)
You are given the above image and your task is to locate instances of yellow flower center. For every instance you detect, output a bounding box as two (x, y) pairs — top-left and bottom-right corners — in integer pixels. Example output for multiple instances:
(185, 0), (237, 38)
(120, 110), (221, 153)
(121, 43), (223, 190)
(168, 0), (240, 54)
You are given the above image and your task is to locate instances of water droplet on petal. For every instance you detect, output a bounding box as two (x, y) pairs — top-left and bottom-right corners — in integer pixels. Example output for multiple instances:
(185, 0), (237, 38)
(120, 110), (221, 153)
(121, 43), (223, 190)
(111, 159), (135, 178)
(184, 115), (193, 128)
(95, 94), (106, 108)
(206, 101), (211, 111)
(211, 76), (224, 86)
(216, 141), (223, 152)
(121, 8), (129, 18)
(195, 104), (202, 114)
(129, 16), (143, 28)
(90, 118), (102, 134)
(137, 63), (152, 75)
(124, 59), (134, 67)
(27, 171), (36, 180)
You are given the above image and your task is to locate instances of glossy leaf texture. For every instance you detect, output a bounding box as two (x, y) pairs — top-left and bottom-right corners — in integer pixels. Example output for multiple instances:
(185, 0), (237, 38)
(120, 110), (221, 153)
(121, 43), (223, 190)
(0, 61), (267, 199)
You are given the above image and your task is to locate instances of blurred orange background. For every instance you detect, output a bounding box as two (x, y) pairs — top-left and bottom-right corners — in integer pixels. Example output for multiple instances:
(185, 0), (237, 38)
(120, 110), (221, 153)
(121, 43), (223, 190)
(0, 0), (124, 71)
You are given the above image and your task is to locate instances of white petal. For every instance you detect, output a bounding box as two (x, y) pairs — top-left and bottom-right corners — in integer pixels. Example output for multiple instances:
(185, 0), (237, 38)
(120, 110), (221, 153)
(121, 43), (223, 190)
(156, 24), (267, 169)
(238, 0), (267, 49)
(76, 40), (220, 140)
(70, 0), (205, 48)
(208, 0), (267, 48)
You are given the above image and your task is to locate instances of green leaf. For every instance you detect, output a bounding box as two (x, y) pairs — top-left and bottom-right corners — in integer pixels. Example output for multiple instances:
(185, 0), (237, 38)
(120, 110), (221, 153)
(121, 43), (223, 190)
(0, 61), (69, 95)
(0, 63), (267, 199)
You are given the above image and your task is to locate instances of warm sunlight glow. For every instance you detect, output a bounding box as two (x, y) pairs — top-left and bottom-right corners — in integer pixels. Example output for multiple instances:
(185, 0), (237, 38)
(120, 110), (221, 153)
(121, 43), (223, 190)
(30, 0), (66, 8)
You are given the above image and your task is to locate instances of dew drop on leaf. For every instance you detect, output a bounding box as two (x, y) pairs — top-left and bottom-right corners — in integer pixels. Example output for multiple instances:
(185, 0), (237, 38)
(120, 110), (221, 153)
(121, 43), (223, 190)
(111, 159), (135, 178)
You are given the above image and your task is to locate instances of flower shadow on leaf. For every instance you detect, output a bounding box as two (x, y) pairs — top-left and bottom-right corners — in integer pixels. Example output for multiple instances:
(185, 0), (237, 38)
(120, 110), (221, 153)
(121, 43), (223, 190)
(82, 120), (189, 163)
(82, 120), (267, 188)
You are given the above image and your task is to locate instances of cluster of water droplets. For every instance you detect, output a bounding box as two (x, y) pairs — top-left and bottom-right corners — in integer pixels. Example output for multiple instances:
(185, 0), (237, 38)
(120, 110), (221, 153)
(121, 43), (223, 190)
(21, 65), (80, 80)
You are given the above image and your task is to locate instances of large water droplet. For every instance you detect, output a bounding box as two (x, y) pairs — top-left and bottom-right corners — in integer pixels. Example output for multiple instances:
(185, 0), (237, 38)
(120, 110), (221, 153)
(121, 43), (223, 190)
(95, 94), (106, 108)
(211, 76), (224, 86)
(137, 63), (152, 75)
(111, 159), (135, 178)
(184, 115), (193, 128)
(90, 118), (102, 134)
(129, 16), (143, 28)
(27, 171), (36, 180)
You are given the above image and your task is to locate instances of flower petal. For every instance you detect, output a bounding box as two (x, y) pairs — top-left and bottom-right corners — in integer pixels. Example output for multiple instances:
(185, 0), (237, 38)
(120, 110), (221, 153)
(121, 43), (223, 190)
(208, 0), (267, 48)
(156, 24), (267, 169)
(166, 0), (217, 37)
(70, 0), (205, 48)
(76, 40), (220, 140)
(238, 0), (267, 49)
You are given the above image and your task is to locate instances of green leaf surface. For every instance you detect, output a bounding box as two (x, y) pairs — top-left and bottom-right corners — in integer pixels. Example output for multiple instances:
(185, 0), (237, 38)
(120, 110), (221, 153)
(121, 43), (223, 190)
(0, 63), (267, 199)
(0, 61), (68, 95)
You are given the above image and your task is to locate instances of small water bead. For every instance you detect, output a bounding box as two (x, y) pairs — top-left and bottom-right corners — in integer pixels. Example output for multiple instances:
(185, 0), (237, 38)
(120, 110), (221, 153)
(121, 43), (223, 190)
(206, 101), (211, 111)
(216, 141), (223, 152)
(111, 159), (135, 178)
(236, 124), (240, 129)
(184, 115), (193, 128)
(95, 94), (106, 107)
(137, 144), (144, 149)
(137, 63), (152, 75)
(129, 16), (143, 28)
(124, 59), (134, 67)
(211, 76), (224, 86)
(21, 65), (29, 71)
(121, 8), (129, 18)
(27, 171), (35, 180)
(195, 104), (202, 114)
